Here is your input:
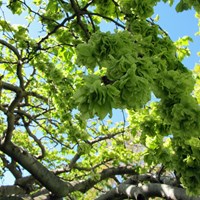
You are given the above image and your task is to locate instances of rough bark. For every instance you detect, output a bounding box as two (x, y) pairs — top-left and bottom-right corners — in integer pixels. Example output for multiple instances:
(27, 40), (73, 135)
(96, 183), (200, 200)
(0, 141), (73, 197)
(0, 140), (137, 198)
(0, 185), (26, 197)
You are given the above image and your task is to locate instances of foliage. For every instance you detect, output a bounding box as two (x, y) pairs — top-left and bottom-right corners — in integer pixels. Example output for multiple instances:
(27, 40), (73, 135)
(0, 0), (200, 199)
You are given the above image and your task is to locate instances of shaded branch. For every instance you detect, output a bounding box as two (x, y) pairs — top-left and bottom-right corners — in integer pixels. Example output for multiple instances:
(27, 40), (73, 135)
(89, 131), (125, 145)
(96, 183), (200, 200)
(15, 175), (36, 187)
(26, 91), (48, 103)
(4, 89), (24, 143)
(1, 81), (22, 93)
(31, 188), (51, 199)
(0, 185), (26, 197)
(0, 141), (73, 197)
(70, 0), (90, 40)
(36, 14), (76, 51)
(22, 118), (46, 159)
(73, 166), (137, 193)
(68, 153), (81, 169)
(0, 154), (22, 179)
(124, 174), (159, 185)
(0, 39), (21, 60)
(53, 158), (112, 175)
(16, 61), (25, 90)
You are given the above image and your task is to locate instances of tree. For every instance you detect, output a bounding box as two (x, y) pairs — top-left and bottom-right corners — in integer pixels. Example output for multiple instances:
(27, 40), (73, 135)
(0, 0), (200, 199)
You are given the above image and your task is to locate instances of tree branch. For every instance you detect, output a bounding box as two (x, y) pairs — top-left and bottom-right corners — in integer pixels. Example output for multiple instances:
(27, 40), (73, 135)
(15, 175), (37, 192)
(1, 81), (22, 93)
(0, 141), (73, 198)
(73, 166), (137, 193)
(0, 39), (21, 60)
(96, 183), (200, 200)
(0, 154), (22, 179)
(0, 185), (26, 197)
(70, 0), (90, 40)
(26, 91), (48, 103)
(23, 119), (46, 159)
(4, 90), (24, 143)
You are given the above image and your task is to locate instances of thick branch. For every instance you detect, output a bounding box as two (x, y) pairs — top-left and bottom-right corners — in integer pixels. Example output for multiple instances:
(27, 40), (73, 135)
(4, 88), (24, 143)
(0, 141), (73, 197)
(68, 153), (80, 169)
(0, 143), (126, 198)
(0, 185), (26, 197)
(1, 81), (22, 93)
(15, 175), (37, 192)
(0, 186), (54, 200)
(96, 183), (200, 200)
(124, 174), (159, 184)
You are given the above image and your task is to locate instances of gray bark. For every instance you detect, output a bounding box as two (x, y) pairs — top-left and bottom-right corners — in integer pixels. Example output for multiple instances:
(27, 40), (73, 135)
(96, 183), (200, 200)
(0, 142), (73, 197)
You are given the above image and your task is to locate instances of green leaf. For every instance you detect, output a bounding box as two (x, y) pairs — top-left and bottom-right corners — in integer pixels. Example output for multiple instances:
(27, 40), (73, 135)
(176, 0), (191, 12)
(33, 0), (42, 5)
(8, 0), (23, 14)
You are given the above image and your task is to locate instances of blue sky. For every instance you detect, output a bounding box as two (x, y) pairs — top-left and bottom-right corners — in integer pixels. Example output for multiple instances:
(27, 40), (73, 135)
(1, 1), (199, 68)
(0, 0), (200, 185)
(154, 1), (200, 69)
(101, 1), (200, 70)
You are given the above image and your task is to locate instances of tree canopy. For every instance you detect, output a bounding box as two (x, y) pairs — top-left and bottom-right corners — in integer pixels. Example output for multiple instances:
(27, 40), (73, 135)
(0, 0), (200, 199)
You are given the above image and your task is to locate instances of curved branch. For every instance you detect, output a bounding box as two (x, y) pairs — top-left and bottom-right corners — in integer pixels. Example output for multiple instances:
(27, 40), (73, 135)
(0, 39), (21, 60)
(0, 154), (22, 179)
(96, 183), (200, 200)
(0, 144), (135, 198)
(1, 82), (27, 143)
(73, 166), (137, 193)
(3, 87), (24, 143)
(16, 61), (24, 90)
(23, 118), (46, 159)
(1, 81), (22, 93)
(0, 141), (73, 197)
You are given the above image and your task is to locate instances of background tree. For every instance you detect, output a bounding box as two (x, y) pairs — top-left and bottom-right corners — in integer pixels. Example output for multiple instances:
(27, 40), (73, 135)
(0, 0), (200, 199)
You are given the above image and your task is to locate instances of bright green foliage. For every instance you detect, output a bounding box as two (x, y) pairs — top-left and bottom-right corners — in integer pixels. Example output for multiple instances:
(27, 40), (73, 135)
(174, 36), (193, 61)
(175, 0), (200, 12)
(128, 102), (200, 195)
(95, 0), (117, 17)
(7, 0), (23, 14)
(163, 0), (200, 12)
(76, 30), (153, 111)
(117, 0), (160, 19)
(0, 0), (200, 199)
(74, 75), (120, 119)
